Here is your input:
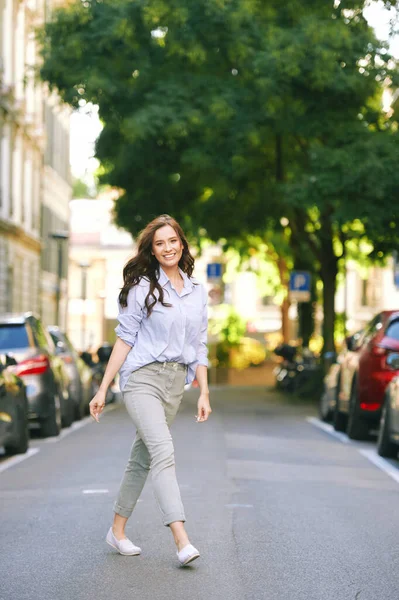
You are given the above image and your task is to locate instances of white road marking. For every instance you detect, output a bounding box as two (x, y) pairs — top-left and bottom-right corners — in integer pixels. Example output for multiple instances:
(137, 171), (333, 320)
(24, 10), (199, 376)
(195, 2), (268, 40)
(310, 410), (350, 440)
(358, 449), (399, 485)
(0, 448), (40, 474)
(306, 417), (350, 443)
(225, 503), (254, 508)
(45, 403), (120, 443)
(82, 489), (109, 494)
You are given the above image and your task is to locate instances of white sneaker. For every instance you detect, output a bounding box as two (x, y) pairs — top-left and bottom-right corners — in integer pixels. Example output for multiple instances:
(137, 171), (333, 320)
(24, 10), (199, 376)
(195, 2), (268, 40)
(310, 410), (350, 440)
(106, 527), (141, 556)
(177, 544), (200, 566)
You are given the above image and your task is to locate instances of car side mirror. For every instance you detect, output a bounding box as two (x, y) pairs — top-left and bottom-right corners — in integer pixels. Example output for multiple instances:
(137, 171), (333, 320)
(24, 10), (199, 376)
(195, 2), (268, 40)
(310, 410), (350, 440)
(80, 351), (93, 367)
(5, 354), (17, 367)
(387, 353), (399, 371)
(345, 336), (355, 352)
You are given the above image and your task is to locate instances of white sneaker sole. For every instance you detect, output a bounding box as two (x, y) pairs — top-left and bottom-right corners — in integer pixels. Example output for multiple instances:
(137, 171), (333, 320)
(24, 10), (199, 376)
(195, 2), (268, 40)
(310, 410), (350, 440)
(179, 552), (200, 566)
(106, 538), (141, 556)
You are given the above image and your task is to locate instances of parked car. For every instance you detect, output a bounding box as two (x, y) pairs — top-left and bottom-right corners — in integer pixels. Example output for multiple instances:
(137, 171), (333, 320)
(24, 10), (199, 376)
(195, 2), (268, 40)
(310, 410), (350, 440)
(319, 334), (363, 422)
(377, 353), (399, 458)
(319, 360), (342, 422)
(0, 313), (74, 437)
(333, 311), (399, 440)
(0, 354), (29, 455)
(47, 327), (93, 420)
(82, 343), (117, 405)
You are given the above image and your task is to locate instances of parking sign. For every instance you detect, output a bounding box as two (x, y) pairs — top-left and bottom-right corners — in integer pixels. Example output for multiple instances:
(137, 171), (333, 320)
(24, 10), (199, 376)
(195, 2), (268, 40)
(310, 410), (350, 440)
(289, 271), (311, 302)
(206, 263), (223, 280)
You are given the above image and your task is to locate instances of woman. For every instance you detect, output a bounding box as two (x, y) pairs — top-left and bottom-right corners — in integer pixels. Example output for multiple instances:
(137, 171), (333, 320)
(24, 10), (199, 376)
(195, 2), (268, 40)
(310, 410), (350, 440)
(89, 214), (211, 566)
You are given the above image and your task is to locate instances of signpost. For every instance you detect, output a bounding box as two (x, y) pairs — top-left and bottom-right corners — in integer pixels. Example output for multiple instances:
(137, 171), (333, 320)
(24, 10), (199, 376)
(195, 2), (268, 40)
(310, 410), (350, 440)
(206, 263), (223, 305)
(289, 271), (311, 302)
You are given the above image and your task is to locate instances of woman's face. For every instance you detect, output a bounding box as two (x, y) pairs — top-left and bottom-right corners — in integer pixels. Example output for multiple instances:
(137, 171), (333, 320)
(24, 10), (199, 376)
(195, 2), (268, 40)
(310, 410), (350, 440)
(152, 224), (183, 269)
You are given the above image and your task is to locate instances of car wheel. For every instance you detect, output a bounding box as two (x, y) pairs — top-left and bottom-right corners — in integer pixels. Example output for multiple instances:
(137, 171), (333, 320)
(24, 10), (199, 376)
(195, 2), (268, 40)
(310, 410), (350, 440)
(319, 385), (332, 422)
(61, 388), (74, 428)
(5, 403), (29, 455)
(377, 400), (398, 458)
(40, 393), (61, 438)
(333, 394), (347, 432)
(346, 382), (370, 441)
(74, 397), (85, 421)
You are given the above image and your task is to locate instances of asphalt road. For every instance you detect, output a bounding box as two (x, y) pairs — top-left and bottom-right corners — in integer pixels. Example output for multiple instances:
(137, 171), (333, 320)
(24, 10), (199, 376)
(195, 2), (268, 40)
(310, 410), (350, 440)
(1, 386), (399, 600)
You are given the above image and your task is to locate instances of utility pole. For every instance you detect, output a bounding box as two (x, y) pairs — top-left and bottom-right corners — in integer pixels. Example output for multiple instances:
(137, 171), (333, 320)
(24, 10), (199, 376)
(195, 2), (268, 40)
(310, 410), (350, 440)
(49, 231), (69, 327)
(79, 260), (91, 350)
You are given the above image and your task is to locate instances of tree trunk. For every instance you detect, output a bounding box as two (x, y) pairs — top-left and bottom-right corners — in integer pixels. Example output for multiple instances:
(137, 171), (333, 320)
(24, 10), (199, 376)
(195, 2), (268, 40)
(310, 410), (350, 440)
(277, 256), (290, 343)
(281, 296), (290, 344)
(298, 298), (314, 348)
(319, 217), (339, 355)
(275, 135), (291, 343)
(321, 264), (337, 355)
(293, 255), (317, 348)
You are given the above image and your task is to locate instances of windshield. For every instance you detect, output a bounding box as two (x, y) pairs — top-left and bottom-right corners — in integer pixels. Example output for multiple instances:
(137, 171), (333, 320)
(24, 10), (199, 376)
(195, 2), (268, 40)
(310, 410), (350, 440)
(0, 324), (29, 350)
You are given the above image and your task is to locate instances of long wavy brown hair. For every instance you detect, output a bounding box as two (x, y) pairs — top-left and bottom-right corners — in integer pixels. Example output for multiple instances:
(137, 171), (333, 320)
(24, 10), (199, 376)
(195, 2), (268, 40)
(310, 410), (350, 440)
(119, 214), (196, 315)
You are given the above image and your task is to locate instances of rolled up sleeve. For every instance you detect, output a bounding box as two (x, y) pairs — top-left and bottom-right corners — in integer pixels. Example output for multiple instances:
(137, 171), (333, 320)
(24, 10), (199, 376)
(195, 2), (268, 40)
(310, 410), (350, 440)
(114, 285), (144, 347)
(197, 297), (209, 367)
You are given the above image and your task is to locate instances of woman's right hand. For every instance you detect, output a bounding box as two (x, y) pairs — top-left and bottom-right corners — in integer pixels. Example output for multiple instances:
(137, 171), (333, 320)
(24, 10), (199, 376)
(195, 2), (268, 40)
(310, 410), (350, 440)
(89, 390), (107, 423)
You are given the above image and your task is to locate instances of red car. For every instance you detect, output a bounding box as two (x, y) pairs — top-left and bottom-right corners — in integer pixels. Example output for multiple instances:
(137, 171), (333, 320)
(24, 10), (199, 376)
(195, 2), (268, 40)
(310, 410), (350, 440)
(333, 310), (399, 440)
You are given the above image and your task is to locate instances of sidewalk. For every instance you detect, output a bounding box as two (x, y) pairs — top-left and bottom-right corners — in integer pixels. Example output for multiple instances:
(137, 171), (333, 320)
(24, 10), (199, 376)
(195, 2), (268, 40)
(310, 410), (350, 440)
(209, 361), (276, 387)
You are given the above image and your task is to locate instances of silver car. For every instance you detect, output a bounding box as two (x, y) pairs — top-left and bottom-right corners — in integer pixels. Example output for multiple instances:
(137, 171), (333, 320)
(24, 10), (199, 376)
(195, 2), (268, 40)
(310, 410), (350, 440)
(47, 327), (94, 420)
(0, 313), (73, 437)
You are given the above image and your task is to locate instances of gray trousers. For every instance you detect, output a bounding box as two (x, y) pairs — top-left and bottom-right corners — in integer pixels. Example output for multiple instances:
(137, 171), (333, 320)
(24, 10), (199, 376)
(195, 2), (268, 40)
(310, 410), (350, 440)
(113, 361), (187, 526)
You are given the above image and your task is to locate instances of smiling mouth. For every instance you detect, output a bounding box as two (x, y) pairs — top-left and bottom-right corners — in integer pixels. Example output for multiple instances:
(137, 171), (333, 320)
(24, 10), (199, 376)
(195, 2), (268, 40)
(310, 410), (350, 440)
(164, 253), (176, 258)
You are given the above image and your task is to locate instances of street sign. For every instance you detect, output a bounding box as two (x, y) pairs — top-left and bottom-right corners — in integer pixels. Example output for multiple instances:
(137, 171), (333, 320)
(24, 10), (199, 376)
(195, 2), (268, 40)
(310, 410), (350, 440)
(206, 263), (223, 280)
(289, 271), (311, 302)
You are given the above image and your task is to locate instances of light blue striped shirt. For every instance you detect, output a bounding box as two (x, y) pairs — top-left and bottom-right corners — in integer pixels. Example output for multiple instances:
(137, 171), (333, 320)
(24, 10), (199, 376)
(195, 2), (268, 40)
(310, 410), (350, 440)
(115, 267), (208, 391)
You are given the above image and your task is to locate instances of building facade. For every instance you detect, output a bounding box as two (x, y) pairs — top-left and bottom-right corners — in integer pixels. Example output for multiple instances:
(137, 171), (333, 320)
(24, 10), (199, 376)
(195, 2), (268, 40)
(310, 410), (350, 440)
(0, 0), (44, 315)
(0, 0), (71, 323)
(40, 94), (71, 328)
(68, 196), (134, 351)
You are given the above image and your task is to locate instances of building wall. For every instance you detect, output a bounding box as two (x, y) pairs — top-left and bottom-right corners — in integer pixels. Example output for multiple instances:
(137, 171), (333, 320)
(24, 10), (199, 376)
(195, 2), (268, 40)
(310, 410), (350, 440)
(68, 197), (134, 351)
(336, 259), (399, 334)
(0, 0), (44, 316)
(40, 98), (72, 329)
(0, 0), (71, 322)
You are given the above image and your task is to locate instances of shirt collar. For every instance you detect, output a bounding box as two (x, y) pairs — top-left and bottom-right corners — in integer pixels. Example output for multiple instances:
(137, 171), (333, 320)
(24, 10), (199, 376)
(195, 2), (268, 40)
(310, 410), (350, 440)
(158, 267), (193, 294)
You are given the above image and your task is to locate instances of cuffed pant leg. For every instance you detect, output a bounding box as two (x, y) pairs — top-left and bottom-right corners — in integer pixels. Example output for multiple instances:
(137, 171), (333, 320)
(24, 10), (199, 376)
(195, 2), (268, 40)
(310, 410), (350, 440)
(113, 434), (150, 518)
(115, 364), (186, 526)
(127, 395), (186, 526)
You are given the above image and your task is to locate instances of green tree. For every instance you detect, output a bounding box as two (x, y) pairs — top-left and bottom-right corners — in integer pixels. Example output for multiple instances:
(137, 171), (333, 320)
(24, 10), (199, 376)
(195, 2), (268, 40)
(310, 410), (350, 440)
(39, 0), (399, 352)
(72, 177), (96, 199)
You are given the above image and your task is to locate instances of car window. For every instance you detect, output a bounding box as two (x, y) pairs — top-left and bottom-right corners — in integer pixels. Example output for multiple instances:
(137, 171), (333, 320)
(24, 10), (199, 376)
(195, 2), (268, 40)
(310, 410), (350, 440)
(359, 314), (383, 346)
(0, 324), (30, 350)
(49, 331), (63, 350)
(49, 332), (58, 345)
(386, 320), (399, 341)
(49, 331), (72, 355)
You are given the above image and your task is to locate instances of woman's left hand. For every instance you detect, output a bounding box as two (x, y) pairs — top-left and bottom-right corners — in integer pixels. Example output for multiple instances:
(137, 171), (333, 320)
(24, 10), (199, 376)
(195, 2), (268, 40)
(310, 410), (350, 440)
(196, 393), (212, 422)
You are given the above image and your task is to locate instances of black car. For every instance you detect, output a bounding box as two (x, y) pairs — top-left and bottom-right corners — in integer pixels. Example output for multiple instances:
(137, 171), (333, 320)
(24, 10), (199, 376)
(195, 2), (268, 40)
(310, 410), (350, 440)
(0, 313), (74, 437)
(0, 354), (29, 455)
(377, 353), (399, 458)
(318, 331), (364, 423)
(47, 327), (93, 420)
